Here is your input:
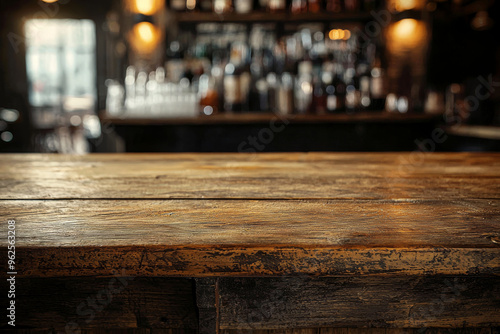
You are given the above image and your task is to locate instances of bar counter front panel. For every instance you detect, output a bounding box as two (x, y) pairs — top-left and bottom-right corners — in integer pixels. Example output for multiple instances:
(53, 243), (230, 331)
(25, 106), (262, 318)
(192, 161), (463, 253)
(0, 153), (499, 333)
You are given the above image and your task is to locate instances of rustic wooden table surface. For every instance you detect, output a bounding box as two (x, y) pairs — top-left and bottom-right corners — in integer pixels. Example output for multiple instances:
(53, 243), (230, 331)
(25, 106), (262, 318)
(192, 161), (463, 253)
(0, 153), (499, 333)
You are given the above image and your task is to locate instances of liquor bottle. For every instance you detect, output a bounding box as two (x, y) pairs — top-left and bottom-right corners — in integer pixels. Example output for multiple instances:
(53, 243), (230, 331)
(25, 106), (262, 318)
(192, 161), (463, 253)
(170, 0), (187, 11)
(199, 74), (219, 115)
(135, 71), (147, 112)
(308, 0), (321, 12)
(224, 63), (241, 112)
(294, 60), (313, 114)
(267, 0), (286, 12)
(211, 52), (225, 112)
(249, 49), (269, 112)
(325, 0), (342, 12)
(223, 41), (250, 112)
(357, 63), (371, 110)
(370, 57), (386, 110)
(312, 75), (327, 114)
(322, 72), (337, 113)
(186, 0), (198, 10)
(277, 72), (294, 115)
(332, 65), (346, 112)
(266, 72), (278, 112)
(344, 67), (360, 113)
(124, 66), (136, 111)
(290, 0), (307, 13)
(344, 0), (360, 11)
(258, 0), (269, 11)
(235, 0), (253, 12)
(214, 0), (233, 13)
(199, 0), (213, 11)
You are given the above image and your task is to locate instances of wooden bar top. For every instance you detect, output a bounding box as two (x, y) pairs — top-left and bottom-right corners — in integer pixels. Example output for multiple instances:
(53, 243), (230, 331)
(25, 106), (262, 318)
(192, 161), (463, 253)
(1, 152), (499, 278)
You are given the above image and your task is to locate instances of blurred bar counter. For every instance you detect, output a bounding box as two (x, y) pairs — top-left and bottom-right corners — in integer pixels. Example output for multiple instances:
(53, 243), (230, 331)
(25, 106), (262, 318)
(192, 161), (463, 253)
(99, 111), (445, 152)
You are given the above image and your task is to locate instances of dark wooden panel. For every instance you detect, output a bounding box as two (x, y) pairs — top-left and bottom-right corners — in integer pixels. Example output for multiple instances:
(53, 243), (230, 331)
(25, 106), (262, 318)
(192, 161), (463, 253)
(195, 278), (220, 334)
(219, 329), (493, 334)
(0, 278), (198, 330)
(218, 277), (500, 329)
(0, 330), (196, 334)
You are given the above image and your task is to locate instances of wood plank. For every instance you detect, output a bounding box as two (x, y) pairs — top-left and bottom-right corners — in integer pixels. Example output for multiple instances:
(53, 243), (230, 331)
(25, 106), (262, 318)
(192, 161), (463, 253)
(218, 277), (500, 329)
(8, 245), (498, 278)
(1, 199), (498, 248)
(1, 153), (499, 200)
(0, 199), (498, 277)
(0, 277), (198, 330)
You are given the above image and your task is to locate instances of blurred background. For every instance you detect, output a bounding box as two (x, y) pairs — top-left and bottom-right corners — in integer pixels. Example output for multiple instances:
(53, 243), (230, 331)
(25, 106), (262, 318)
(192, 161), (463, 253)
(0, 0), (499, 153)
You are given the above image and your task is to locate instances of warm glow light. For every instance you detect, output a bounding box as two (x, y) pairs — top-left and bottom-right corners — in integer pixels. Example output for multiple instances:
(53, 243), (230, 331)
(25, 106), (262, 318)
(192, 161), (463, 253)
(388, 0), (425, 12)
(136, 0), (155, 14)
(329, 29), (351, 40)
(394, 19), (417, 38)
(129, 21), (161, 54)
(41, 0), (59, 3)
(387, 19), (427, 50)
(131, 0), (164, 15)
(137, 22), (155, 43)
(397, 0), (416, 10)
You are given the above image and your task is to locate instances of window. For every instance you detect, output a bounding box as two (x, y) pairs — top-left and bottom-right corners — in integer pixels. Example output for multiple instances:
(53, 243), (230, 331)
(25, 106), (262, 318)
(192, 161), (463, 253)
(25, 19), (96, 113)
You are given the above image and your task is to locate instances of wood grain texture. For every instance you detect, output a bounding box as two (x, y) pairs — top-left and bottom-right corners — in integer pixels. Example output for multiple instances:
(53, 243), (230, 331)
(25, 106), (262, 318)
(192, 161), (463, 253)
(218, 277), (500, 329)
(1, 153), (499, 200)
(1, 199), (498, 248)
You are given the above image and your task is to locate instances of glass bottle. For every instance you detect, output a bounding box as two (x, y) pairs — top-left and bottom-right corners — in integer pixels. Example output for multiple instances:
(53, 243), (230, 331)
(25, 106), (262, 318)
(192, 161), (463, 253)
(214, 0), (233, 13)
(326, 0), (342, 12)
(308, 0), (321, 13)
(291, 0), (307, 13)
(267, 0), (286, 13)
(235, 0), (253, 12)
(295, 61), (313, 114)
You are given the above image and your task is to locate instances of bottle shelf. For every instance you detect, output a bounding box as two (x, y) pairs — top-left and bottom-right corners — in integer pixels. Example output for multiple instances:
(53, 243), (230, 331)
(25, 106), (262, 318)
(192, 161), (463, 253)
(175, 11), (373, 23)
(101, 111), (441, 125)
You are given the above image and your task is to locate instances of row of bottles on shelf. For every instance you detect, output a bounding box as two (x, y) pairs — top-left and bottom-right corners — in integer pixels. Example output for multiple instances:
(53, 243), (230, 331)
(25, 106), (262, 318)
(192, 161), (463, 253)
(169, 0), (380, 13)
(107, 67), (199, 117)
(106, 24), (387, 117)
